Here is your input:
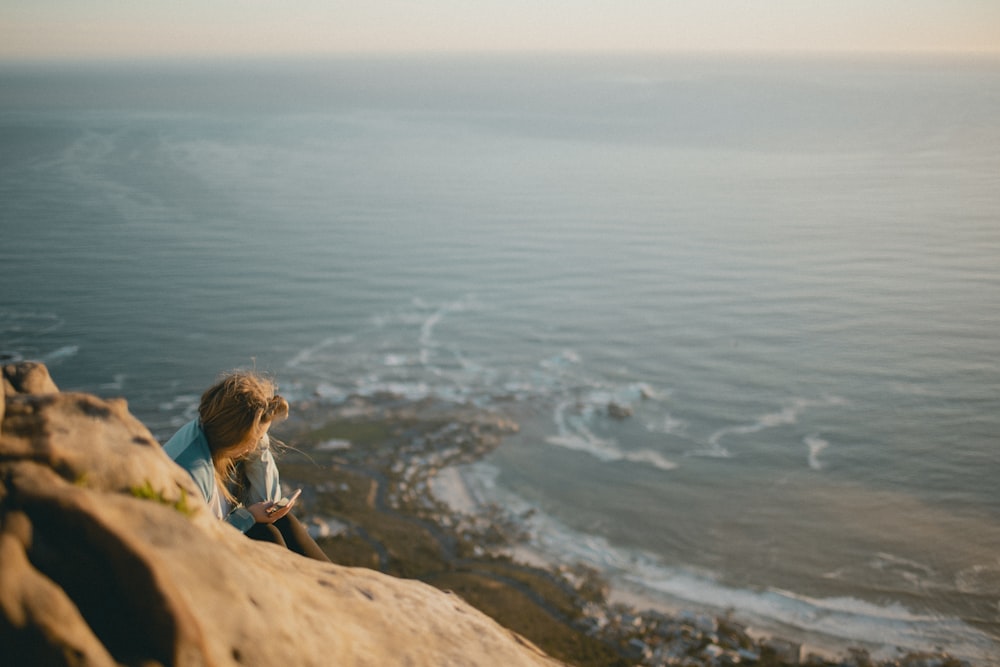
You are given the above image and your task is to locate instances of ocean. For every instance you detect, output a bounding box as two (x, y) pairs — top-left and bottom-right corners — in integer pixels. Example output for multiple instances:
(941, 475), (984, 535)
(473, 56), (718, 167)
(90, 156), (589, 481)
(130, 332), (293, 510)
(2, 54), (999, 663)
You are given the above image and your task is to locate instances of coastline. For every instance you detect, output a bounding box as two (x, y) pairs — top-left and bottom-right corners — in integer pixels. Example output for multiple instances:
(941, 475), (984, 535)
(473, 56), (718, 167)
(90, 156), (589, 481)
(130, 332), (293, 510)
(272, 394), (980, 667)
(430, 459), (995, 666)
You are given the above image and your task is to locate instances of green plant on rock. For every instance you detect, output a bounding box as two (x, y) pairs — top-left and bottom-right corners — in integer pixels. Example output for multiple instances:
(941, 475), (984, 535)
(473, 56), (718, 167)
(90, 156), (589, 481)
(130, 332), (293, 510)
(130, 480), (193, 517)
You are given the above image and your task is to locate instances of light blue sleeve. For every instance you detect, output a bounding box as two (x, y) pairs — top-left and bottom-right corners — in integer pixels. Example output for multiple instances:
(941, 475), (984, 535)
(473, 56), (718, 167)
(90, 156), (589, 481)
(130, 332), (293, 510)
(164, 421), (216, 504)
(165, 420), (257, 533)
(225, 507), (256, 532)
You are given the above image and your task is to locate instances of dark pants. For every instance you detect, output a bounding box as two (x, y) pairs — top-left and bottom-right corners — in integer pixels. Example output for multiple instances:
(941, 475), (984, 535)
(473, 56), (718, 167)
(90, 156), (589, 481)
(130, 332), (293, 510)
(246, 513), (331, 562)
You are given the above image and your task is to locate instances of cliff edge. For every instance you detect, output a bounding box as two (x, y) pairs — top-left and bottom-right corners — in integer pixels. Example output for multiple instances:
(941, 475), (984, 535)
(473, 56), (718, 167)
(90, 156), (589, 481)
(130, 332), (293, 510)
(0, 362), (564, 667)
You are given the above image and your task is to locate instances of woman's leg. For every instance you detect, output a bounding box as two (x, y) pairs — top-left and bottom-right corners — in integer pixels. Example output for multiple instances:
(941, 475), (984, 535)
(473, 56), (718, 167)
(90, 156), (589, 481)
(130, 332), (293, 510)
(245, 522), (287, 547)
(272, 514), (331, 562)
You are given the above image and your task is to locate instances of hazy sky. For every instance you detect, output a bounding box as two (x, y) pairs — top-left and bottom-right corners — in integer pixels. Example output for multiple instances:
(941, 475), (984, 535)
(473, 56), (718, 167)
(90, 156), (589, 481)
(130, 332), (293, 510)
(2, 1), (998, 61)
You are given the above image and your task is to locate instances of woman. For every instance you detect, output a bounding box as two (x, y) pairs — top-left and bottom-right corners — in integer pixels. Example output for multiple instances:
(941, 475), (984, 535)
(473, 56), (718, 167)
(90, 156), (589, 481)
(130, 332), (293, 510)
(163, 371), (329, 561)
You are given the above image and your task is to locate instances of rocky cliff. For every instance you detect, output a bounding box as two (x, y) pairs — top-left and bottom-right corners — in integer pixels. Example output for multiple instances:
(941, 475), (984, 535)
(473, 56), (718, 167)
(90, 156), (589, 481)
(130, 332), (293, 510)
(0, 362), (564, 667)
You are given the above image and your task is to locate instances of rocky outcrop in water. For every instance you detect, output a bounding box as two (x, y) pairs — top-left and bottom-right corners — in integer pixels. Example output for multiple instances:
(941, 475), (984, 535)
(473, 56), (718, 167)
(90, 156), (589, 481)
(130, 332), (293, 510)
(0, 362), (563, 667)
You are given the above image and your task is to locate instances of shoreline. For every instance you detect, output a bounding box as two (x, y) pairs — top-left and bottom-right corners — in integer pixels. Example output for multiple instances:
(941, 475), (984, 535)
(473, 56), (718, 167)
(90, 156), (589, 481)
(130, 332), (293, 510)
(430, 459), (994, 666)
(272, 393), (981, 667)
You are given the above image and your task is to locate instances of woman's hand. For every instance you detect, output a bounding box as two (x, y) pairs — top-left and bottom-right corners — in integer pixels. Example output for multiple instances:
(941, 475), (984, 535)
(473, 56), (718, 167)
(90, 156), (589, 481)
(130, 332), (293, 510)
(247, 499), (294, 524)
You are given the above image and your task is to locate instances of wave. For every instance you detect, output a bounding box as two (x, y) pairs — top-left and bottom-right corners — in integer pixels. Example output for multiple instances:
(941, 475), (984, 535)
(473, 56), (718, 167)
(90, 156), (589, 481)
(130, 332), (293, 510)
(157, 394), (200, 428)
(0, 312), (68, 365)
(622, 448), (679, 471)
(643, 412), (687, 436)
(382, 353), (410, 367)
(546, 399), (677, 471)
(700, 396), (848, 459)
(539, 348), (582, 370)
(0, 311), (64, 337)
(955, 561), (1000, 595)
(315, 438), (352, 451)
(313, 383), (350, 403)
(416, 295), (480, 366)
(99, 373), (127, 391)
(805, 434), (829, 470)
(418, 310), (443, 365)
(284, 334), (355, 371)
(42, 345), (80, 364)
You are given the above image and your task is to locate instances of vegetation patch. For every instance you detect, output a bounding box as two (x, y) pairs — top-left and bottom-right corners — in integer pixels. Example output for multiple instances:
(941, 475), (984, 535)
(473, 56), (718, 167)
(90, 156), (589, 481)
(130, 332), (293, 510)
(129, 480), (192, 516)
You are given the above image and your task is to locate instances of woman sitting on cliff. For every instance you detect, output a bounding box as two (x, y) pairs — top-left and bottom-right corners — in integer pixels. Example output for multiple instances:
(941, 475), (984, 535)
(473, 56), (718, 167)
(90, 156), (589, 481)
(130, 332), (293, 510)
(163, 371), (329, 562)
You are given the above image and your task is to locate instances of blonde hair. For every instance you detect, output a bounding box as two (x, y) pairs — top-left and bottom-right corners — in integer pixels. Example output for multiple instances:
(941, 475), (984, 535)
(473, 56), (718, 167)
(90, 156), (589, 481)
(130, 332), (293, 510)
(199, 371), (289, 502)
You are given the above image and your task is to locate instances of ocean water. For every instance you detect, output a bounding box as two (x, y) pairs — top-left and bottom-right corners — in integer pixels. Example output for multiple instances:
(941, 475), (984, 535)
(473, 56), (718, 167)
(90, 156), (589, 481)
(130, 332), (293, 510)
(2, 54), (999, 662)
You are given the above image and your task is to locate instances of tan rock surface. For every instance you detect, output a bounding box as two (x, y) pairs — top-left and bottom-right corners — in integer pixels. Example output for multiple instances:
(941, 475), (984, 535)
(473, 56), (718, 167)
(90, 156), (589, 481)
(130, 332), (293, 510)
(3, 360), (59, 396)
(0, 363), (564, 667)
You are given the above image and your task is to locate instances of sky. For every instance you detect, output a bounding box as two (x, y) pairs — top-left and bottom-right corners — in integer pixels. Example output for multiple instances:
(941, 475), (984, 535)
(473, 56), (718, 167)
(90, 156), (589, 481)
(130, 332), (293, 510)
(1, 0), (998, 61)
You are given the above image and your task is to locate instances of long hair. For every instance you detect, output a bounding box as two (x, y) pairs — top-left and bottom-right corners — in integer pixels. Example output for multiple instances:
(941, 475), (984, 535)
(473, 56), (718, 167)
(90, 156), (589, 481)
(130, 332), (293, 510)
(198, 371), (289, 502)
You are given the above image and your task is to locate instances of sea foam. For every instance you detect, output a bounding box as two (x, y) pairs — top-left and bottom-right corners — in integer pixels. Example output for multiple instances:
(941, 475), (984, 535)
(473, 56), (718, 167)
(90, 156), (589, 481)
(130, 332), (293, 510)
(703, 396), (847, 458)
(805, 434), (829, 470)
(547, 399), (677, 471)
(42, 345), (80, 363)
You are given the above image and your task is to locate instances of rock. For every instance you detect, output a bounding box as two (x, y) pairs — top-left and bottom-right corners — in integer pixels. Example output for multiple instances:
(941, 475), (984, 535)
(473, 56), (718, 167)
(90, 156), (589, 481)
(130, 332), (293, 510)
(839, 647), (875, 667)
(762, 637), (802, 665)
(678, 609), (719, 635)
(607, 402), (633, 420)
(0, 362), (564, 667)
(661, 637), (698, 660)
(3, 360), (59, 396)
(3, 360), (60, 431)
(625, 637), (649, 660)
(702, 644), (725, 659)
(619, 611), (642, 629)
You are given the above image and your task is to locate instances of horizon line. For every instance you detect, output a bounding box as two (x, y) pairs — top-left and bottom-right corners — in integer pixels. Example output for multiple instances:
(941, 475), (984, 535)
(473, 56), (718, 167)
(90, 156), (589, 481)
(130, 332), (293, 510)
(3, 46), (999, 67)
